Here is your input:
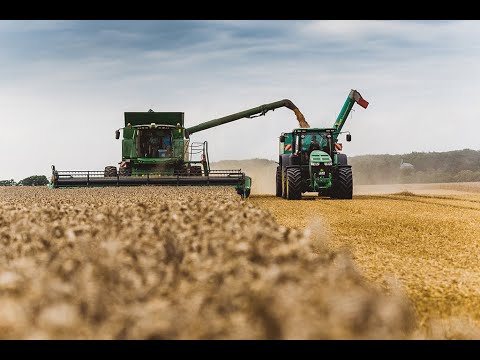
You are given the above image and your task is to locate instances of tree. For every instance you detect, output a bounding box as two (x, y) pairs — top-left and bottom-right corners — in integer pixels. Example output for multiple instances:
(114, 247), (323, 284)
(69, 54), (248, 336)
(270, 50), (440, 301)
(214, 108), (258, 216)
(0, 179), (16, 186)
(17, 175), (49, 186)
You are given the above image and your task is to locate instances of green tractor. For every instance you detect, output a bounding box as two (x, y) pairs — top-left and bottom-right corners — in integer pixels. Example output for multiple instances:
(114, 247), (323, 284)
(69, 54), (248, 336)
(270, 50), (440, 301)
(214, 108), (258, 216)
(50, 99), (308, 198)
(276, 89), (369, 200)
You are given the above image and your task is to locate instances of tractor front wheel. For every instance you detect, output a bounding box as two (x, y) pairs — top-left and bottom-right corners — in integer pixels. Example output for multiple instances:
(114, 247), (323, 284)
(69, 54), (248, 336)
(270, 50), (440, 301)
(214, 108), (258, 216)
(275, 166), (282, 197)
(104, 166), (117, 177)
(286, 167), (302, 200)
(333, 167), (353, 199)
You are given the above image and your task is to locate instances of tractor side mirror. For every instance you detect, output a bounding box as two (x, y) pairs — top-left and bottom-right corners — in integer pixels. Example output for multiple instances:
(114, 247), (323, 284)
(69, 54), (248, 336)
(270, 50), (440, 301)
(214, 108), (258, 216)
(115, 130), (120, 139)
(346, 134), (351, 142)
(279, 135), (285, 142)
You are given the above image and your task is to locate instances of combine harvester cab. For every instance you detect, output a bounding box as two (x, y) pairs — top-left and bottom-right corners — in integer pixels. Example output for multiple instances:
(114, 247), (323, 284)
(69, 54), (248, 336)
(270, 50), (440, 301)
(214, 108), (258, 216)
(50, 99), (308, 198)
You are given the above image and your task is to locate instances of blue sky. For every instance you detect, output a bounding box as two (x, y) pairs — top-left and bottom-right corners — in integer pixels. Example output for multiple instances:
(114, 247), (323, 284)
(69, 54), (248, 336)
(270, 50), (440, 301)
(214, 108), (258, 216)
(2, 20), (480, 180)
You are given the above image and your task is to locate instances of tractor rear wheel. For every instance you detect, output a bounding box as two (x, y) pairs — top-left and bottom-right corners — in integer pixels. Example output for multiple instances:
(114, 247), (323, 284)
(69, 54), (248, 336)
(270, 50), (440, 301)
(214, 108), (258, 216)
(333, 167), (353, 199)
(104, 166), (117, 177)
(286, 167), (302, 200)
(275, 166), (282, 197)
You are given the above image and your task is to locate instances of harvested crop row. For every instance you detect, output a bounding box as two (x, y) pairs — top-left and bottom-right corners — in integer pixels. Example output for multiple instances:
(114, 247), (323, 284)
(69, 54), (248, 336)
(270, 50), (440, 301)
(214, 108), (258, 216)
(251, 193), (480, 339)
(0, 187), (414, 339)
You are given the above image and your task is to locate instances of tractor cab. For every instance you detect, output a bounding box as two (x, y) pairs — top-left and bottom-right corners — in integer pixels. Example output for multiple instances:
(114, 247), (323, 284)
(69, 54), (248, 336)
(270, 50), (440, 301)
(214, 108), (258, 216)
(295, 129), (333, 162)
(281, 127), (351, 164)
(278, 127), (353, 200)
(281, 128), (334, 160)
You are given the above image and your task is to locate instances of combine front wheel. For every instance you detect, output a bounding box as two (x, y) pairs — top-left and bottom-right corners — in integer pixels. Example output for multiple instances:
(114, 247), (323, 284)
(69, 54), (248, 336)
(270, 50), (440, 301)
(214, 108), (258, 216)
(104, 166), (117, 177)
(190, 166), (202, 176)
(118, 166), (131, 176)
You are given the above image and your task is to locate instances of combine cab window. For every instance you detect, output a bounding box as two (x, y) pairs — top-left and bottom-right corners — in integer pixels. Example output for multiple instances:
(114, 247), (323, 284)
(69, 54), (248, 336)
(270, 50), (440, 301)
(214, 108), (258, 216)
(137, 129), (173, 158)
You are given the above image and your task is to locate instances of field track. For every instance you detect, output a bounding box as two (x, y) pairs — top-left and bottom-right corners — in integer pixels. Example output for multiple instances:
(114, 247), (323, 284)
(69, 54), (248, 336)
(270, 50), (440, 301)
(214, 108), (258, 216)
(251, 185), (480, 338)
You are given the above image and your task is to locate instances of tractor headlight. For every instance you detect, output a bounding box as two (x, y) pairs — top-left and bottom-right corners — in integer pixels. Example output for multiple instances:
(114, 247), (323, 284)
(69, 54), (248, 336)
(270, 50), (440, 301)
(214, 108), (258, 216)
(324, 162), (333, 166)
(311, 162), (321, 166)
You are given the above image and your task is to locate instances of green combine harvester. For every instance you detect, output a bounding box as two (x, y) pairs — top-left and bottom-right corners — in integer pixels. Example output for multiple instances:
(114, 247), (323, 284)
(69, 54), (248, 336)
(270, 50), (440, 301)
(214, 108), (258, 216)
(50, 100), (308, 198)
(277, 89), (369, 200)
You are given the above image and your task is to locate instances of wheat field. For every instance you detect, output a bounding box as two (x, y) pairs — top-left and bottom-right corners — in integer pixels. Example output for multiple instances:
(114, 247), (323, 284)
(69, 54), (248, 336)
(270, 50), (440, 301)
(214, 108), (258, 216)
(0, 186), (414, 339)
(251, 184), (480, 339)
(2, 183), (479, 339)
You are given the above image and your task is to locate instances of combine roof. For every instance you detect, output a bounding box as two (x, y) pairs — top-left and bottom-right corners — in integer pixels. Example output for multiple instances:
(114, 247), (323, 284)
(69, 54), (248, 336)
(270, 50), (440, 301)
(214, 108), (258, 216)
(124, 112), (184, 127)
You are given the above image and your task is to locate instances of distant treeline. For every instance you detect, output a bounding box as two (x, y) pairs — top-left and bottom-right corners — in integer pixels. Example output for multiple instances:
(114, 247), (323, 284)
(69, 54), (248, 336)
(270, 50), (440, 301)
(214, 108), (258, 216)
(350, 149), (480, 185)
(213, 149), (480, 186)
(0, 175), (49, 186)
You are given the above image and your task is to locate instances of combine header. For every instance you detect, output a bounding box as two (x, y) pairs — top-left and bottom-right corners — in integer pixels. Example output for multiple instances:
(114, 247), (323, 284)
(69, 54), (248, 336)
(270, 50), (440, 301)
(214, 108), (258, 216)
(50, 100), (308, 198)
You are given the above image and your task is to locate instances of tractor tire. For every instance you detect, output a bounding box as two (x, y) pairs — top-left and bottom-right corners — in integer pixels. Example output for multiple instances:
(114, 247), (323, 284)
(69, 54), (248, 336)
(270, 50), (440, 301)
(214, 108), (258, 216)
(333, 167), (353, 199)
(275, 166), (282, 197)
(104, 166), (117, 177)
(118, 166), (131, 176)
(190, 166), (202, 176)
(286, 167), (302, 200)
(281, 168), (287, 199)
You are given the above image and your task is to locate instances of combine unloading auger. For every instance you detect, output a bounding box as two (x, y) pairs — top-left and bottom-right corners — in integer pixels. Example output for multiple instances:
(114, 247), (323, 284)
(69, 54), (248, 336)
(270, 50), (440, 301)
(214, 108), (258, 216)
(50, 99), (309, 198)
(185, 99), (309, 137)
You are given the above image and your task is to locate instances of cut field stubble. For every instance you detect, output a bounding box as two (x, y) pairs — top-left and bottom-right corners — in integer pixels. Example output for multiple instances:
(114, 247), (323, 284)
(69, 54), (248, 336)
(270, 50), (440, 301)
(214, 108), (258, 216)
(251, 189), (480, 339)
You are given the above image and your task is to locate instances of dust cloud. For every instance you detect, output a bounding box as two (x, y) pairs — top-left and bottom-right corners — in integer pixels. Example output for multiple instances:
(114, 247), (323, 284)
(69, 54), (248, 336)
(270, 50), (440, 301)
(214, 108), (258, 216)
(210, 159), (278, 195)
(211, 159), (480, 196)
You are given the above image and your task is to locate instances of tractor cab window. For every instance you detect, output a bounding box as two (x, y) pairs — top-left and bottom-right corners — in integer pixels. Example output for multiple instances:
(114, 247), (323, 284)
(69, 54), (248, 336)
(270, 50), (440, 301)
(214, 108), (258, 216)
(301, 134), (310, 152)
(300, 134), (323, 150)
(300, 133), (327, 162)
